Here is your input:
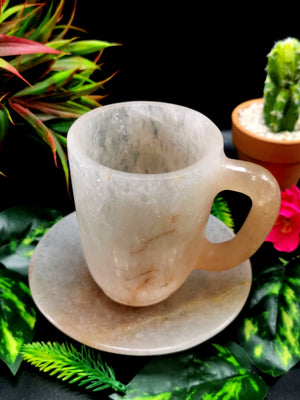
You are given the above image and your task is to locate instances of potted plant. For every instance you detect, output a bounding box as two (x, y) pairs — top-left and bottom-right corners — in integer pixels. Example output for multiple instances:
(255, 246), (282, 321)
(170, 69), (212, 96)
(231, 37), (300, 190)
(0, 0), (119, 193)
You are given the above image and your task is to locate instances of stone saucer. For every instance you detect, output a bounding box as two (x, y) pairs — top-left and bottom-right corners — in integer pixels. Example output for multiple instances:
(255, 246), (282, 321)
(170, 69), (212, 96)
(29, 213), (252, 355)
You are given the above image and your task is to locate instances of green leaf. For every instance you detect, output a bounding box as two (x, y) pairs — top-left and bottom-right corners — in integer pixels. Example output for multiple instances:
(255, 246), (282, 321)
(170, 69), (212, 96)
(0, 3), (39, 24)
(0, 268), (36, 375)
(24, 100), (89, 119)
(238, 258), (300, 377)
(52, 56), (99, 72)
(211, 195), (234, 231)
(52, 133), (69, 191)
(28, 0), (64, 43)
(13, 69), (76, 97)
(110, 342), (267, 400)
(0, 206), (63, 275)
(64, 71), (119, 99)
(0, 56), (31, 85)
(63, 40), (120, 55)
(0, 106), (9, 143)
(47, 119), (73, 135)
(11, 4), (44, 39)
(9, 102), (57, 164)
(22, 342), (126, 394)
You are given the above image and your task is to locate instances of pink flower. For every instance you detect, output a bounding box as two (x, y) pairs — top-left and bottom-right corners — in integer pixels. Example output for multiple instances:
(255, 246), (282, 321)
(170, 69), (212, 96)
(265, 185), (300, 252)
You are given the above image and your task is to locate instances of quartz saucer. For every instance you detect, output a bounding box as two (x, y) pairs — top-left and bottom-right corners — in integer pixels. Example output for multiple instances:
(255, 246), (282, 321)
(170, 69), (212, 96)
(29, 212), (252, 356)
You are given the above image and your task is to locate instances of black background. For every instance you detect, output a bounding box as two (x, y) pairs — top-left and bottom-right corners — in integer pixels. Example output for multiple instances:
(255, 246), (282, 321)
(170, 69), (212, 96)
(1, 0), (300, 212)
(73, 1), (300, 130)
(1, 1), (300, 399)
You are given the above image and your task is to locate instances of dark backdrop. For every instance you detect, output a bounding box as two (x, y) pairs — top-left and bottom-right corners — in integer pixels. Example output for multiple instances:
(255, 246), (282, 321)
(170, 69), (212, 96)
(1, 1), (300, 211)
(74, 1), (300, 130)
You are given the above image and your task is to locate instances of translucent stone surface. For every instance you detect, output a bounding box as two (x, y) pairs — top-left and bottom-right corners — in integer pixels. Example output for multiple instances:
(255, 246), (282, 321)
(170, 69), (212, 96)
(29, 213), (252, 356)
(67, 102), (280, 306)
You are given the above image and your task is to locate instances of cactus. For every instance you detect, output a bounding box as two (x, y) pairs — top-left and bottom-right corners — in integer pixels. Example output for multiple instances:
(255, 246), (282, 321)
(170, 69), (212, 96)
(263, 37), (300, 132)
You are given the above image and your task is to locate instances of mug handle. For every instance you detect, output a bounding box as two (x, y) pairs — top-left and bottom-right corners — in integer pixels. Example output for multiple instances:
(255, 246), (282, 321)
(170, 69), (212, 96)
(196, 158), (281, 271)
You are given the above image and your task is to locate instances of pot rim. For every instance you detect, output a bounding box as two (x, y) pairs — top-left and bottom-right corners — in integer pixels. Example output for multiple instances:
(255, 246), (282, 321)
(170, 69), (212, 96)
(231, 98), (300, 146)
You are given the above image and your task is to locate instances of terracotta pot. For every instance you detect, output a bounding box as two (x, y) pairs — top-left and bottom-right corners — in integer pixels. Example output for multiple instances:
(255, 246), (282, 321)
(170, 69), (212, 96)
(231, 98), (300, 190)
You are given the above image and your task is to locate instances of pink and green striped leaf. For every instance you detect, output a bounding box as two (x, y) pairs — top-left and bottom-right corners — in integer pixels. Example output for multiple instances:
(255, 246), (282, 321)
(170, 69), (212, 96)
(52, 133), (69, 190)
(0, 33), (62, 56)
(9, 102), (57, 165)
(0, 56), (31, 85)
(24, 100), (89, 119)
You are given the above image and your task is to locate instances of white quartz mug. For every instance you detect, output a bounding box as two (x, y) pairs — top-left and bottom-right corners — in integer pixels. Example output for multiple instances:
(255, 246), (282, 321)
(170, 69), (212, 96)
(67, 102), (280, 306)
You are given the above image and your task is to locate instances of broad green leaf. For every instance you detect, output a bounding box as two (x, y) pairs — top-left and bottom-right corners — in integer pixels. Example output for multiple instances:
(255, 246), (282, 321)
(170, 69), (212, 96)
(47, 119), (73, 135)
(0, 267), (36, 375)
(110, 342), (267, 400)
(211, 195), (234, 231)
(0, 207), (63, 275)
(64, 40), (120, 55)
(238, 258), (300, 377)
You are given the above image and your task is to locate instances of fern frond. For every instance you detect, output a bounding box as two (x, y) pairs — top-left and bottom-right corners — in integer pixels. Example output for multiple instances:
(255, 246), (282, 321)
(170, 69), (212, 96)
(211, 195), (235, 231)
(21, 341), (126, 394)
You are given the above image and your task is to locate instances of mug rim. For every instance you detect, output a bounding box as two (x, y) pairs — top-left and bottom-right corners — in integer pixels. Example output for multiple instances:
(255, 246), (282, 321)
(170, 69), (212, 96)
(67, 101), (224, 181)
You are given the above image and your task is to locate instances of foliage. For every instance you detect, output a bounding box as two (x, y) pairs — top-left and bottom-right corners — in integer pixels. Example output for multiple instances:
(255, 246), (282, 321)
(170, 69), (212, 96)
(0, 267), (36, 375)
(21, 341), (127, 394)
(3, 203), (300, 398)
(211, 195), (234, 231)
(263, 37), (300, 132)
(0, 206), (63, 275)
(238, 257), (300, 377)
(110, 342), (267, 400)
(0, 0), (119, 188)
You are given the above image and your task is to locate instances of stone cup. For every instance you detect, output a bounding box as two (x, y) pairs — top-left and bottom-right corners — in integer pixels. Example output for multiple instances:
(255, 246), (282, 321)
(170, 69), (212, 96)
(67, 101), (280, 306)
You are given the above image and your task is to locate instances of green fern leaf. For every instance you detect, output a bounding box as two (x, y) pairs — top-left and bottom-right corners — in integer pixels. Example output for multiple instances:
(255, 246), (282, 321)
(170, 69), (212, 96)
(21, 342), (126, 394)
(211, 195), (235, 231)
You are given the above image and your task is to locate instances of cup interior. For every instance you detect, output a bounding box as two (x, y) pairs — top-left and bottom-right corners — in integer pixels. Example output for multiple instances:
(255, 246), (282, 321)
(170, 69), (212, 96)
(69, 102), (221, 174)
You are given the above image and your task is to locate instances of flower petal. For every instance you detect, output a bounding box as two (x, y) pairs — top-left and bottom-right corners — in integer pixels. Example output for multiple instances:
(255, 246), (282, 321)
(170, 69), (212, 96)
(273, 232), (300, 252)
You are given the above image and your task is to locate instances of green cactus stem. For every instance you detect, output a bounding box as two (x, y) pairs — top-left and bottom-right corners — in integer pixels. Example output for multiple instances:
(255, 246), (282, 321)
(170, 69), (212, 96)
(263, 37), (300, 132)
